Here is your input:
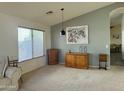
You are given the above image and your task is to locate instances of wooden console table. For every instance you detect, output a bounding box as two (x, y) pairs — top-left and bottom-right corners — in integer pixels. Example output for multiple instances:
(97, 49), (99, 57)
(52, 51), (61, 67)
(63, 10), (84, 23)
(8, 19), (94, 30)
(65, 52), (89, 69)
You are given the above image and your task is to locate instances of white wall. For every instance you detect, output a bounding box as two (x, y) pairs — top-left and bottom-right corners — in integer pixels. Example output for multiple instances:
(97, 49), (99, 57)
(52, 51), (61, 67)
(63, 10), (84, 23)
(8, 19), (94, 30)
(110, 24), (121, 45)
(0, 13), (51, 74)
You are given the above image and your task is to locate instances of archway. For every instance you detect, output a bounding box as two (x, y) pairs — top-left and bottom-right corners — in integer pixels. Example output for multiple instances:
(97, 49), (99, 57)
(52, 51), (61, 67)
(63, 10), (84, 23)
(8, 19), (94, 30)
(109, 7), (124, 66)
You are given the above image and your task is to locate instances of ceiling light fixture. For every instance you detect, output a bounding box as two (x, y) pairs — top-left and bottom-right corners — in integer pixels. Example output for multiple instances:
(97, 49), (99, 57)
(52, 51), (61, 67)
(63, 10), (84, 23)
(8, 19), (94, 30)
(60, 8), (66, 36)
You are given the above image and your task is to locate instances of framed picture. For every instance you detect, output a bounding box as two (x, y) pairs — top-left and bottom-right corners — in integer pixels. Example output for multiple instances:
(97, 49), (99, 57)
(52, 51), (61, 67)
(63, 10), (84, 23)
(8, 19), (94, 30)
(66, 25), (88, 44)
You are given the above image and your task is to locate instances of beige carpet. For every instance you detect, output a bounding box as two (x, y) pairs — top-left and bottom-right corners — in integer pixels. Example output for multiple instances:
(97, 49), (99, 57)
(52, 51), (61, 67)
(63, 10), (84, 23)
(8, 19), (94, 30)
(20, 65), (124, 91)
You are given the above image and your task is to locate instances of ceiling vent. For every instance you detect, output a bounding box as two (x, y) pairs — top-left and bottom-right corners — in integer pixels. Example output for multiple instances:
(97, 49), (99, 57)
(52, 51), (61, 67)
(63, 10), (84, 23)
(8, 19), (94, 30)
(46, 11), (53, 15)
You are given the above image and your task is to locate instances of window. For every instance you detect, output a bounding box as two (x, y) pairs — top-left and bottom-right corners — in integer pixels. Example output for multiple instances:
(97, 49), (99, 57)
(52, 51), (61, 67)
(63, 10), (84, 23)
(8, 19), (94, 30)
(33, 30), (44, 57)
(18, 27), (44, 62)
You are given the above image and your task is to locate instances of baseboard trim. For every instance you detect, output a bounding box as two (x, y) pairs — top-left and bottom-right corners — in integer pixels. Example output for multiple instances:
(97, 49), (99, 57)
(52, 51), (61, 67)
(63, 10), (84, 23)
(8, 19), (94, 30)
(58, 62), (111, 69)
(89, 65), (111, 69)
(89, 65), (99, 68)
(59, 62), (65, 65)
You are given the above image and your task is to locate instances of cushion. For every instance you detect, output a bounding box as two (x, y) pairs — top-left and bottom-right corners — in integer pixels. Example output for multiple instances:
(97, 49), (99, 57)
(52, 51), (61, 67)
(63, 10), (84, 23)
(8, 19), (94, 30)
(0, 57), (8, 79)
(5, 67), (18, 79)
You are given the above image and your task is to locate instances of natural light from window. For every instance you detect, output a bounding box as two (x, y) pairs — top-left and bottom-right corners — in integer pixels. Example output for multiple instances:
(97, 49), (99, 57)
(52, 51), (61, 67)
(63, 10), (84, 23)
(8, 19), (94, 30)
(18, 27), (44, 62)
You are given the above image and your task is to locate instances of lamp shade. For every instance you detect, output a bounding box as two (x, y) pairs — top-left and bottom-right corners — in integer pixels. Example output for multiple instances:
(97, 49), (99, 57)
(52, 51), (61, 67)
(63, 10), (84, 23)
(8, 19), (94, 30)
(61, 29), (66, 35)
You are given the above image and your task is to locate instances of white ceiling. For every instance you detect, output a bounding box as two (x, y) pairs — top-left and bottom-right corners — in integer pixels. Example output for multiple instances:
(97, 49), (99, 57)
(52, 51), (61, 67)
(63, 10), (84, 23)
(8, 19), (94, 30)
(0, 2), (114, 26)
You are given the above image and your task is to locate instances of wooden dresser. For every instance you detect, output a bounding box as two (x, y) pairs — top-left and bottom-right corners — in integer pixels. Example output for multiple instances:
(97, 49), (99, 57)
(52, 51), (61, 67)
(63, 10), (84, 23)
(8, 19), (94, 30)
(65, 52), (89, 69)
(47, 49), (58, 65)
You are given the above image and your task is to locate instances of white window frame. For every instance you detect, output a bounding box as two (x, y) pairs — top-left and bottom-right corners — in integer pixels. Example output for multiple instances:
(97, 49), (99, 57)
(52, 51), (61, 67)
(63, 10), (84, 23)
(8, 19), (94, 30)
(18, 26), (45, 62)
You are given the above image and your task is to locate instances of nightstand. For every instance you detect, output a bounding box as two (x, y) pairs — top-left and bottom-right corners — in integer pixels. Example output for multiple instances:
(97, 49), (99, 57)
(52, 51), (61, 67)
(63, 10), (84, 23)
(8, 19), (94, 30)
(99, 54), (107, 70)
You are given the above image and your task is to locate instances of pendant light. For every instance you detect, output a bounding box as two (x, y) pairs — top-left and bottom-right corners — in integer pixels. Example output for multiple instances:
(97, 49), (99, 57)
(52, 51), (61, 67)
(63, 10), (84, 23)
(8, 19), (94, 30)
(60, 8), (66, 36)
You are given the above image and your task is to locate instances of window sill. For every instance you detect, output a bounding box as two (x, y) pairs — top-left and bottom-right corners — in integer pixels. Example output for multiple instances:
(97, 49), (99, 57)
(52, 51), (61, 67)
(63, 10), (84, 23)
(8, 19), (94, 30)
(18, 55), (45, 63)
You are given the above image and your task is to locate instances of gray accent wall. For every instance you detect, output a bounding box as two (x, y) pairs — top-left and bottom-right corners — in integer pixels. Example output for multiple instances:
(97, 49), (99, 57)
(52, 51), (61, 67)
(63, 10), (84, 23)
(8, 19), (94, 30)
(51, 3), (124, 67)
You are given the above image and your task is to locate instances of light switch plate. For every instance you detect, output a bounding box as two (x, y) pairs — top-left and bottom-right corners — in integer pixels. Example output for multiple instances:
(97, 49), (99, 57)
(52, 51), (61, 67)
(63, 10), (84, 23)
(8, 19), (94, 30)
(106, 45), (109, 48)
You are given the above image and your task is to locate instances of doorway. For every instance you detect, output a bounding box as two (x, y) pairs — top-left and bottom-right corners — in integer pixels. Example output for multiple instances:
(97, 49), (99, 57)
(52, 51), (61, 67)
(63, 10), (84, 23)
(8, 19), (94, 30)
(110, 7), (124, 66)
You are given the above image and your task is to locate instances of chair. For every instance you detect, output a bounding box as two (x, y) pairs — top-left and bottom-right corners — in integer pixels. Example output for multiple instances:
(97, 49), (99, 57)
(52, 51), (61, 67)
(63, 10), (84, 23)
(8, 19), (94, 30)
(7, 56), (18, 67)
(7, 56), (23, 83)
(99, 54), (107, 70)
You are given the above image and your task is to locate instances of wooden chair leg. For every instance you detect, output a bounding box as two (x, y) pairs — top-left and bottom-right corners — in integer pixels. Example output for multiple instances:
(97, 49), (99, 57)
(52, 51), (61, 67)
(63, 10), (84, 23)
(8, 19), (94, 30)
(105, 62), (107, 70)
(99, 61), (101, 69)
